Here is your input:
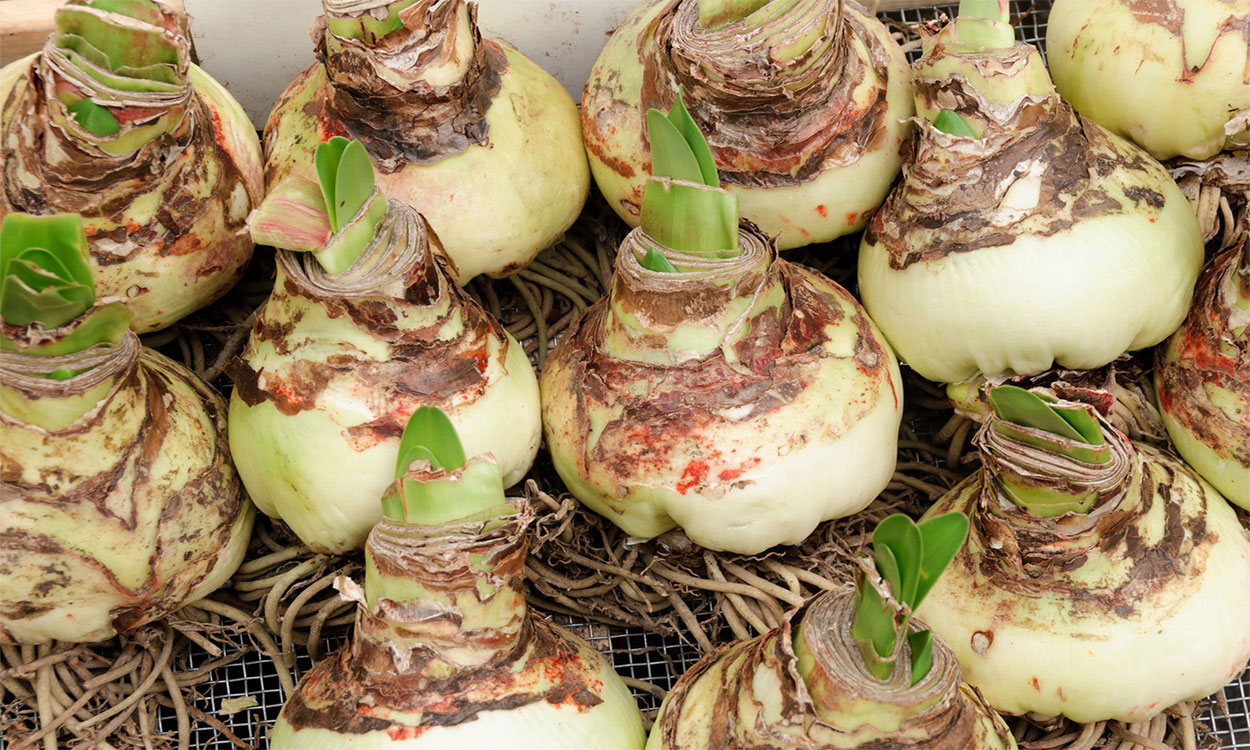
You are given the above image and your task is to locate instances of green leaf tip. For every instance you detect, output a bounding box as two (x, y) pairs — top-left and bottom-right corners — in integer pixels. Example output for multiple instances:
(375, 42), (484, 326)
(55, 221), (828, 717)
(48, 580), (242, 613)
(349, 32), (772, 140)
(67, 97), (121, 136)
(958, 0), (1010, 24)
(933, 110), (977, 138)
(954, 0), (1015, 48)
(641, 92), (740, 255)
(315, 137), (379, 234)
(2, 213), (96, 328)
(394, 406), (467, 479)
(640, 248), (679, 273)
(381, 406), (508, 527)
(989, 385), (1105, 447)
(55, 0), (184, 74)
(259, 137), (386, 275)
(852, 512), (969, 683)
(1, 213), (131, 363)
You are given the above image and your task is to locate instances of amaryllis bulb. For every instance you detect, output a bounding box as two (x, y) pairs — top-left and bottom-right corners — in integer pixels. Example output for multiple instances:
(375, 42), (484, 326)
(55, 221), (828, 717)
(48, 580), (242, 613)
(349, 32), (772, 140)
(858, 8), (1204, 384)
(0, 0), (263, 332)
(2, 305), (254, 643)
(271, 415), (645, 749)
(916, 387), (1250, 722)
(1046, 0), (1250, 161)
(229, 197), (540, 555)
(582, 0), (914, 251)
(540, 222), (903, 555)
(263, 0), (589, 283)
(1155, 238), (1250, 507)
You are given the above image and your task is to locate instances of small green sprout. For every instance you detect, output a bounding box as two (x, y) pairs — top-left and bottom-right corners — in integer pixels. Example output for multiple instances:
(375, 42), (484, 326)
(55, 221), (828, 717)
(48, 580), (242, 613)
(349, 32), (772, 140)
(640, 93), (739, 261)
(851, 512), (969, 685)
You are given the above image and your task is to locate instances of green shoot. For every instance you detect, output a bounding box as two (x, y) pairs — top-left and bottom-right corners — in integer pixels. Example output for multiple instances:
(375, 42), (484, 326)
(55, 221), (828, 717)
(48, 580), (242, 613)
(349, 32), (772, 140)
(315, 137), (374, 233)
(394, 406), (467, 478)
(657, 95), (719, 187)
(2, 214), (96, 327)
(988, 385), (1111, 516)
(250, 137), (387, 275)
(907, 631), (934, 685)
(51, 0), (188, 153)
(640, 248), (679, 274)
(325, 0), (420, 43)
(67, 98), (121, 136)
(932, 110), (977, 138)
(851, 513), (969, 685)
(640, 93), (739, 256)
(381, 407), (508, 526)
(959, 0), (1010, 23)
(0, 213), (131, 363)
(989, 385), (1108, 460)
(56, 3), (180, 72)
(955, 0), (1015, 48)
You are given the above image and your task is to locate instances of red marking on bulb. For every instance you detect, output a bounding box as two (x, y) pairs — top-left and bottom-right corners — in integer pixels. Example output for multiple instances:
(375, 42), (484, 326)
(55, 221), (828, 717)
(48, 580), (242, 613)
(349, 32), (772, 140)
(816, 204), (828, 218)
(846, 211), (858, 224)
(676, 460), (709, 494)
(718, 457), (760, 482)
(387, 726), (429, 740)
(209, 107), (228, 151)
(1031, 677), (1040, 692)
(317, 116), (349, 141)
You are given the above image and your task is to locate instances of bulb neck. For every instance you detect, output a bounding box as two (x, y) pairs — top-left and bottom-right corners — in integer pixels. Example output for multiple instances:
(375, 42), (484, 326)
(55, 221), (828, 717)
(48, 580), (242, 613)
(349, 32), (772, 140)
(978, 408), (1132, 519)
(912, 24), (1055, 134)
(789, 590), (973, 742)
(601, 224), (785, 367)
(349, 501), (531, 677)
(0, 327), (138, 430)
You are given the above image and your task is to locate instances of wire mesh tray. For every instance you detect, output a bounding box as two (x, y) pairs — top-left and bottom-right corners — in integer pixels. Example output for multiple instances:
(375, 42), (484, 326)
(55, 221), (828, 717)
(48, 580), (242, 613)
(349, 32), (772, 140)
(163, 615), (1250, 749)
(12, 1), (1246, 748)
(161, 1), (1249, 747)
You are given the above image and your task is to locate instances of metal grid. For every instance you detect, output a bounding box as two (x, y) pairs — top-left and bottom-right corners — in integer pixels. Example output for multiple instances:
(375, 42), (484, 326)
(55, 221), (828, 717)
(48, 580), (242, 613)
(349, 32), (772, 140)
(144, 1), (1248, 747)
(152, 616), (709, 747)
(879, 1), (1051, 62)
(154, 612), (1250, 748)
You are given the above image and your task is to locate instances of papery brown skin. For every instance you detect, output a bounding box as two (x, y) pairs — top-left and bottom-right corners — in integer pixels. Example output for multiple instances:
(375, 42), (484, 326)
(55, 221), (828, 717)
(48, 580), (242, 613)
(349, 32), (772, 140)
(865, 78), (1168, 271)
(0, 331), (255, 644)
(228, 205), (540, 554)
(917, 432), (1250, 721)
(582, 0), (913, 250)
(262, 1), (589, 283)
(646, 589), (1015, 749)
(0, 52), (264, 333)
(858, 38), (1204, 383)
(541, 226), (903, 555)
(271, 502), (646, 748)
(1155, 242), (1250, 507)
